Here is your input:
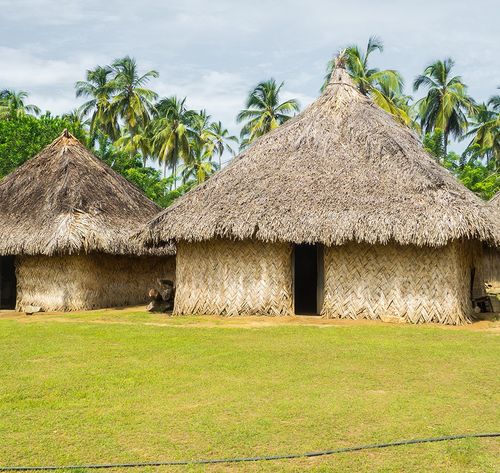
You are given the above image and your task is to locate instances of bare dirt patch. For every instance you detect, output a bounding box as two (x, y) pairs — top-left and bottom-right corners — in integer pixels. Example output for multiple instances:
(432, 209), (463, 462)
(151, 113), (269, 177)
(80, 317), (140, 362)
(1, 306), (498, 332)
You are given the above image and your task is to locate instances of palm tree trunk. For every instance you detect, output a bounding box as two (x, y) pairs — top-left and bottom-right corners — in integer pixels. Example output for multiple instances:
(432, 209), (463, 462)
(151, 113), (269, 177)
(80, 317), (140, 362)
(173, 161), (177, 190)
(443, 130), (448, 162)
(163, 159), (167, 179)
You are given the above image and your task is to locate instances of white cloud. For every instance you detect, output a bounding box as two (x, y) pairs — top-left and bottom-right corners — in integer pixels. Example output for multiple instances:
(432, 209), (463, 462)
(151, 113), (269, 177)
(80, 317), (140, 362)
(0, 47), (107, 88)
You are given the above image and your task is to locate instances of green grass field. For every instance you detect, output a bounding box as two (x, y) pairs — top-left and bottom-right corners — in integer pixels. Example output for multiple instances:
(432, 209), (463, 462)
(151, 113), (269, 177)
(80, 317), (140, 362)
(0, 310), (498, 472)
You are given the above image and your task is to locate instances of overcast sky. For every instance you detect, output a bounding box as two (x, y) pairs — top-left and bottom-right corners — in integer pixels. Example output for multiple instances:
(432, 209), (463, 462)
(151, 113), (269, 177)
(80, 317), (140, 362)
(1, 0), (499, 146)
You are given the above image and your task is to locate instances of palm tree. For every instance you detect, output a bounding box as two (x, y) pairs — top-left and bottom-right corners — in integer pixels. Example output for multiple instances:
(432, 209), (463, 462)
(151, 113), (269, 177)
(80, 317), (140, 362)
(413, 58), (473, 157)
(205, 121), (238, 168)
(111, 56), (158, 137)
(371, 75), (414, 127)
(62, 108), (90, 128)
(322, 37), (407, 124)
(180, 138), (218, 184)
(463, 92), (500, 169)
(151, 96), (191, 183)
(237, 79), (299, 147)
(75, 66), (118, 141)
(115, 124), (153, 165)
(0, 89), (40, 119)
(489, 88), (500, 110)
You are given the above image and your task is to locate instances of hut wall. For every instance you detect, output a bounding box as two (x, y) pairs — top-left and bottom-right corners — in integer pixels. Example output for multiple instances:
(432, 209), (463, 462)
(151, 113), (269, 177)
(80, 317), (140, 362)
(483, 246), (500, 294)
(321, 241), (478, 325)
(16, 254), (175, 311)
(174, 240), (293, 316)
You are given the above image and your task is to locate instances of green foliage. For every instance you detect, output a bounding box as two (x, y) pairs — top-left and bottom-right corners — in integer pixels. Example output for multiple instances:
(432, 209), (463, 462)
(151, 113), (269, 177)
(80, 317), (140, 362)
(95, 141), (174, 207)
(423, 129), (499, 199)
(162, 180), (197, 207)
(443, 151), (499, 200)
(423, 128), (446, 162)
(0, 114), (87, 178)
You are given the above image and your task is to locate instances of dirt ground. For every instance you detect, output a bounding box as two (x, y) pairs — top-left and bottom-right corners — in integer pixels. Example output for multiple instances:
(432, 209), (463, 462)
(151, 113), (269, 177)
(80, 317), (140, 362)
(0, 305), (498, 332)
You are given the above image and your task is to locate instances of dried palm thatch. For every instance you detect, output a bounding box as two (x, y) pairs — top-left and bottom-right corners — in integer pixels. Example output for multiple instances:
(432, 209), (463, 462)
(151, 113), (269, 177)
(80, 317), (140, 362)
(321, 240), (482, 325)
(0, 130), (174, 256)
(16, 254), (175, 311)
(490, 192), (500, 208)
(174, 240), (293, 316)
(139, 66), (499, 249)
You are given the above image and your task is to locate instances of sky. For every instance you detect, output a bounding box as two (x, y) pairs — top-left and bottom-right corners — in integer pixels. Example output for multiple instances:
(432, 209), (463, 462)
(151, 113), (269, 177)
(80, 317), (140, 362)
(1, 0), (499, 151)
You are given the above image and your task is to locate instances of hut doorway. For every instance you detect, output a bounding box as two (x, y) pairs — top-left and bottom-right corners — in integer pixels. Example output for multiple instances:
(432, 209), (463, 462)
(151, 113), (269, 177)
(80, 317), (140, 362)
(293, 244), (323, 315)
(0, 256), (16, 310)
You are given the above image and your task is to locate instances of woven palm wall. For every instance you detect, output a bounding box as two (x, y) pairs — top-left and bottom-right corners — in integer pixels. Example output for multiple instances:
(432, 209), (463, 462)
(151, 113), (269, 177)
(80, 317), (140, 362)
(16, 254), (175, 311)
(483, 246), (500, 293)
(174, 239), (293, 316)
(321, 241), (480, 324)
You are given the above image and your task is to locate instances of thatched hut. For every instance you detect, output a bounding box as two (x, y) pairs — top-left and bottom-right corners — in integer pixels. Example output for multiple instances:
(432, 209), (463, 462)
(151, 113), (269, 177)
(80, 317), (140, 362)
(484, 192), (500, 295)
(0, 131), (175, 311)
(139, 62), (499, 324)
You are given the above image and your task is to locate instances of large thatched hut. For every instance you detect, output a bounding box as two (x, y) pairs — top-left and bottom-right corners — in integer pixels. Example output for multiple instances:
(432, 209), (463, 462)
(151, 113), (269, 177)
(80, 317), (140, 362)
(484, 192), (500, 295)
(0, 131), (175, 311)
(139, 62), (499, 324)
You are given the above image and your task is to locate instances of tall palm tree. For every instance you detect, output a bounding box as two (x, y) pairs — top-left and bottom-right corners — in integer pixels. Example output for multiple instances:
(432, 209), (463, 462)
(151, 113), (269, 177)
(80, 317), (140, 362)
(463, 92), (500, 169)
(62, 108), (89, 128)
(111, 56), (158, 137)
(489, 88), (500, 111)
(237, 79), (299, 147)
(371, 75), (414, 127)
(206, 121), (238, 168)
(151, 96), (191, 182)
(75, 66), (118, 141)
(0, 89), (40, 119)
(413, 58), (473, 157)
(180, 138), (218, 185)
(115, 124), (153, 165)
(322, 37), (406, 124)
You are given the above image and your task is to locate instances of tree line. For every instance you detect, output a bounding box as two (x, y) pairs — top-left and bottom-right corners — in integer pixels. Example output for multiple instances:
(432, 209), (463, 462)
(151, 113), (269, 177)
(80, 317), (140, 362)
(0, 37), (498, 204)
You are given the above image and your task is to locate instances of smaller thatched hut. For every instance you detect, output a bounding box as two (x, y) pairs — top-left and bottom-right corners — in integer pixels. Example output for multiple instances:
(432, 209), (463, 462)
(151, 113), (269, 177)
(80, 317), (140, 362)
(138, 60), (499, 325)
(0, 130), (175, 311)
(484, 193), (500, 295)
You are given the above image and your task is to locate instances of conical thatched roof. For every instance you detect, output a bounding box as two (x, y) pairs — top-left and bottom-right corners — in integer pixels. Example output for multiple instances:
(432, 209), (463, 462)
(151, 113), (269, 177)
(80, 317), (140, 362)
(0, 130), (174, 256)
(140, 66), (499, 248)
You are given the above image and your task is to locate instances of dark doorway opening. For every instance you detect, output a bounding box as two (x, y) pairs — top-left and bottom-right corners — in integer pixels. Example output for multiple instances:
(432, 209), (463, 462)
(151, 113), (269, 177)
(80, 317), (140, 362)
(294, 244), (323, 315)
(0, 256), (17, 310)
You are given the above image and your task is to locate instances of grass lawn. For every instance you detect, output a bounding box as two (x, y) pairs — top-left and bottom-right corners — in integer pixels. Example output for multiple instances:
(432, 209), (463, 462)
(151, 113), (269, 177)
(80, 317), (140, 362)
(0, 310), (498, 472)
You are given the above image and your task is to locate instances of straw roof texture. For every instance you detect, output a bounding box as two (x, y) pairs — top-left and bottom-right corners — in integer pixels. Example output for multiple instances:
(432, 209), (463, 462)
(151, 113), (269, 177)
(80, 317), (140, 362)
(0, 130), (174, 256)
(140, 66), (499, 248)
(490, 192), (500, 209)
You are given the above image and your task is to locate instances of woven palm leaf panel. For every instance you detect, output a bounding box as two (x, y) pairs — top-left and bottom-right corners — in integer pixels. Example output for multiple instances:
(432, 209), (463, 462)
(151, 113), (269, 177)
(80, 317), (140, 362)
(174, 240), (293, 316)
(483, 246), (500, 293)
(321, 241), (481, 325)
(16, 254), (175, 311)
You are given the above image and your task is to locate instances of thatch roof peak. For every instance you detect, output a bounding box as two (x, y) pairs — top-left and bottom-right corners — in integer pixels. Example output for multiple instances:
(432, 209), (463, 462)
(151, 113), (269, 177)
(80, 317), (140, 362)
(0, 132), (174, 256)
(325, 61), (357, 95)
(139, 66), (499, 249)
